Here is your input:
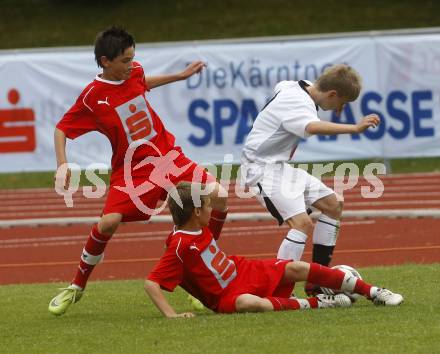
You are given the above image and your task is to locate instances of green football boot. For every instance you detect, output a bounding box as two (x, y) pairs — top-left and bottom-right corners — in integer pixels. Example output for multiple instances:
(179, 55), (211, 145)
(48, 285), (83, 316)
(187, 294), (205, 311)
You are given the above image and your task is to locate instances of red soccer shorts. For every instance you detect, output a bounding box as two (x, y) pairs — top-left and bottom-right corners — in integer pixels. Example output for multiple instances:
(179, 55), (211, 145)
(102, 151), (216, 222)
(216, 258), (294, 313)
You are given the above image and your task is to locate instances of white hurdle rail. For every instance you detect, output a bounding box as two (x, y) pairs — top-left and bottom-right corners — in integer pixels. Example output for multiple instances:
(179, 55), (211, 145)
(1, 209), (440, 228)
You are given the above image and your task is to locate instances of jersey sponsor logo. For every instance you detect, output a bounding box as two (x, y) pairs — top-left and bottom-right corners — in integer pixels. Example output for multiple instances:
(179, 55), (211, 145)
(200, 239), (237, 289)
(115, 95), (156, 142)
(0, 89), (36, 153)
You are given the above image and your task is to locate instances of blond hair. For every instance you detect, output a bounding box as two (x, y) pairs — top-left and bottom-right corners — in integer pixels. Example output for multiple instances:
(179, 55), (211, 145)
(315, 64), (362, 101)
(168, 182), (208, 228)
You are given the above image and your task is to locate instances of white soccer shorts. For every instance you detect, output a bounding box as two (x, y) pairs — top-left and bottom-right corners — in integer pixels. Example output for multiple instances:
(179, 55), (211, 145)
(243, 163), (335, 225)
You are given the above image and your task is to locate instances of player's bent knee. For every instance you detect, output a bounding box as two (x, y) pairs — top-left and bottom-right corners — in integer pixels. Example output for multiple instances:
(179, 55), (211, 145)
(304, 218), (314, 234)
(335, 193), (344, 203)
(144, 280), (156, 294)
(235, 294), (265, 312)
(337, 199), (344, 213)
(330, 199), (344, 219)
(235, 294), (252, 312)
(319, 196), (343, 219)
(284, 261), (310, 282)
(287, 215), (314, 234)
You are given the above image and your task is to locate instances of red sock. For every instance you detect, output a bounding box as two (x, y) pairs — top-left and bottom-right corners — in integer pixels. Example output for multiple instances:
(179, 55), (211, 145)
(266, 297), (319, 311)
(308, 263), (373, 298)
(72, 259), (95, 290)
(208, 209), (228, 240)
(307, 297), (319, 308)
(72, 225), (112, 289)
(354, 279), (373, 298)
(83, 224), (112, 254)
(266, 297), (300, 311)
(307, 262), (345, 290)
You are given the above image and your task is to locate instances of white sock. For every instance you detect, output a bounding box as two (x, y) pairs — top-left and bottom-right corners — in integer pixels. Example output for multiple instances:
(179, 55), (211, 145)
(312, 214), (340, 246)
(296, 298), (311, 309)
(69, 284), (83, 291)
(370, 286), (379, 298)
(277, 229), (308, 261)
(340, 272), (357, 293)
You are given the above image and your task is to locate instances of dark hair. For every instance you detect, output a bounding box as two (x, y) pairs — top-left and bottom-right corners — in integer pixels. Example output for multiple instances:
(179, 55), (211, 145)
(168, 182), (208, 228)
(94, 25), (135, 68)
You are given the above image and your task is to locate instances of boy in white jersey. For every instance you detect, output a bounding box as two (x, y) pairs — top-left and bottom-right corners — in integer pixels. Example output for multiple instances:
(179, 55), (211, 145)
(240, 64), (380, 295)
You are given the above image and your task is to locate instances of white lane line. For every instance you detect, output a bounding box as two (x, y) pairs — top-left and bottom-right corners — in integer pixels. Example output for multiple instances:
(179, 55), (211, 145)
(344, 200), (440, 207)
(373, 172), (440, 178)
(0, 199), (105, 207)
(225, 200), (440, 209)
(1, 180), (439, 201)
(0, 220), (376, 249)
(1, 173), (439, 194)
(3, 194), (440, 213)
(1, 209), (440, 228)
(1, 226), (257, 244)
(343, 191), (440, 198)
(331, 179), (440, 186)
(2, 199), (440, 219)
(0, 229), (284, 249)
(0, 203), (106, 212)
(2, 190), (440, 210)
(0, 220), (375, 244)
(1, 183), (439, 204)
(0, 209), (105, 218)
(336, 185), (440, 193)
(2, 244), (440, 268)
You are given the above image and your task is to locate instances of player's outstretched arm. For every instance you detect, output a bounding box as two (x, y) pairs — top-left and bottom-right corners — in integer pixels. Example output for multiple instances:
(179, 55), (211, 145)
(54, 128), (71, 190)
(145, 61), (205, 89)
(144, 280), (195, 318)
(305, 114), (380, 136)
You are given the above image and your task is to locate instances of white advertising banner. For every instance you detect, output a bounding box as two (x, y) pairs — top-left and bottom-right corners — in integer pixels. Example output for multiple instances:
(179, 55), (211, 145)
(0, 31), (439, 172)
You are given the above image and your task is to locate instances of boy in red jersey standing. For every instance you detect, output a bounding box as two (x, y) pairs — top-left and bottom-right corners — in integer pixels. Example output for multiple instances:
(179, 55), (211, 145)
(49, 26), (228, 315)
(145, 182), (403, 318)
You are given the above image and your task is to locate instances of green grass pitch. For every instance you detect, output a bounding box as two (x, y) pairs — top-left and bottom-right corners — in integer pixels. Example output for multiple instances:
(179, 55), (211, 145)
(1, 263), (439, 353)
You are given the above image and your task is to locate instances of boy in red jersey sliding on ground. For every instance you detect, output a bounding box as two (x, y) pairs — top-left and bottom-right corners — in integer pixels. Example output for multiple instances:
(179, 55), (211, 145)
(145, 182), (403, 318)
(49, 26), (228, 315)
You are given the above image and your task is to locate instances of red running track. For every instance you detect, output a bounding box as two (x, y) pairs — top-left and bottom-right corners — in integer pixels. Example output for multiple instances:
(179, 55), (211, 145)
(0, 173), (439, 285)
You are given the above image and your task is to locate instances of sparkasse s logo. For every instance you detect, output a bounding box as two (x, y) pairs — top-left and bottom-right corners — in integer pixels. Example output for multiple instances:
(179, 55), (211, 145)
(0, 88), (36, 153)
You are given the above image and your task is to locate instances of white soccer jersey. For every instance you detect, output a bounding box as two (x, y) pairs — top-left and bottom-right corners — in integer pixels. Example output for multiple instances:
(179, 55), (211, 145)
(241, 80), (320, 164)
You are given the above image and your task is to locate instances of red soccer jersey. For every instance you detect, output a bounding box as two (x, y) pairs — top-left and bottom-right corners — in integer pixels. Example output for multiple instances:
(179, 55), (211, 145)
(148, 227), (244, 310)
(56, 62), (178, 176)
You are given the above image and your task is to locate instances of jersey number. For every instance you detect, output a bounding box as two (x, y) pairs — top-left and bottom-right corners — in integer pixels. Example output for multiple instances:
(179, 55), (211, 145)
(210, 249), (236, 282)
(201, 242), (237, 289)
